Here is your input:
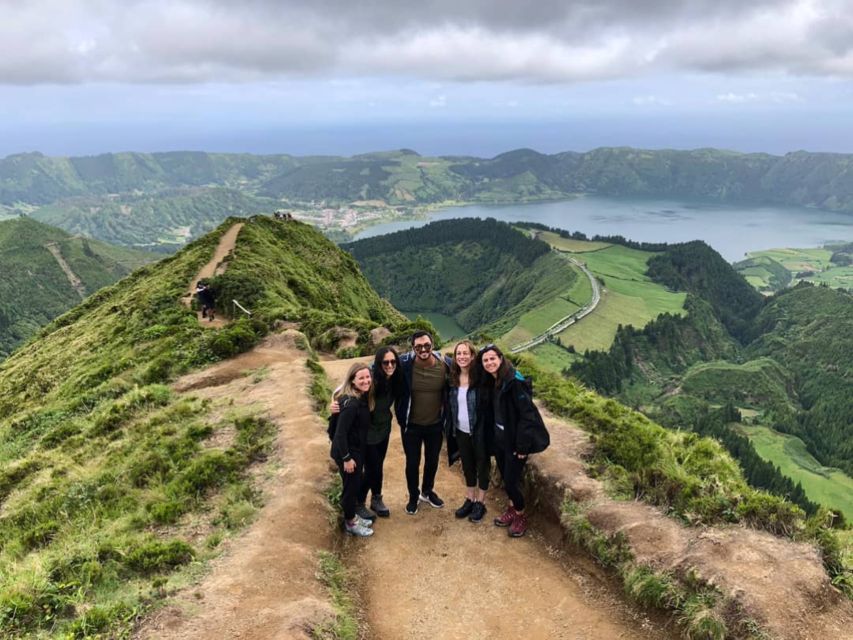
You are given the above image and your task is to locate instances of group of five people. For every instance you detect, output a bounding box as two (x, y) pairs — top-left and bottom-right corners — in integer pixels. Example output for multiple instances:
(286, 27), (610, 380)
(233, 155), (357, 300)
(330, 330), (548, 539)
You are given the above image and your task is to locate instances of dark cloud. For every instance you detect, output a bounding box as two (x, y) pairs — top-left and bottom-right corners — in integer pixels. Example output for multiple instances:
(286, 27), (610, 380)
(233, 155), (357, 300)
(0, 0), (851, 85)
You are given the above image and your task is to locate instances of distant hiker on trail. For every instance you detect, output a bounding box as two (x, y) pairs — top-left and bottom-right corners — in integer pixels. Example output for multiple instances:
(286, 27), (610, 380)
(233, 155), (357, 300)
(448, 340), (492, 524)
(479, 344), (550, 538)
(330, 362), (375, 537)
(395, 330), (456, 516)
(330, 346), (403, 520)
(195, 281), (215, 321)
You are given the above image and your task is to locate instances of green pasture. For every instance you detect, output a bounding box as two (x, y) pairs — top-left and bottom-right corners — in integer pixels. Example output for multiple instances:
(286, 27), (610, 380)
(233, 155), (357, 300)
(737, 424), (853, 521)
(536, 231), (611, 252)
(528, 341), (580, 373)
(502, 256), (589, 346)
(739, 247), (853, 290)
(549, 244), (686, 352)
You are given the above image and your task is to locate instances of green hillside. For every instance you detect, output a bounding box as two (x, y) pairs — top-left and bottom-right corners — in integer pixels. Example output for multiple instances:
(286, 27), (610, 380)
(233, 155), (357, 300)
(345, 218), (579, 341)
(0, 217), (156, 359)
(0, 216), (412, 638)
(570, 240), (853, 517)
(32, 188), (281, 252)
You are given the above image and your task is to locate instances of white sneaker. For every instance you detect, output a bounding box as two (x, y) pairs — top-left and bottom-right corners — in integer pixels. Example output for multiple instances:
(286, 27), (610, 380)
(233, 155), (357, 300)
(356, 514), (374, 528)
(345, 520), (374, 537)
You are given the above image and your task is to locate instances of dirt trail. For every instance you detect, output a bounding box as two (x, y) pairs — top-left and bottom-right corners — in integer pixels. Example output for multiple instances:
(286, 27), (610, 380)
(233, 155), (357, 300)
(133, 343), (851, 640)
(44, 241), (86, 299)
(320, 357), (671, 640)
(182, 222), (244, 329)
(134, 331), (337, 639)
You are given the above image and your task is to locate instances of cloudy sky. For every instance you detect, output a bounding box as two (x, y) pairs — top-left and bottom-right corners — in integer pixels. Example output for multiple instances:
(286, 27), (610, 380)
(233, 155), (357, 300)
(2, 0), (853, 157)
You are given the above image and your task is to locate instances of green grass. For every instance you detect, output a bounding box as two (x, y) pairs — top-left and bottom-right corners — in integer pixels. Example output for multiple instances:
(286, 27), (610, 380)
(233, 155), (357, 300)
(536, 231), (611, 252)
(313, 551), (359, 640)
(737, 424), (853, 521)
(547, 243), (686, 353)
(528, 341), (581, 373)
(737, 247), (853, 291)
(401, 311), (466, 341)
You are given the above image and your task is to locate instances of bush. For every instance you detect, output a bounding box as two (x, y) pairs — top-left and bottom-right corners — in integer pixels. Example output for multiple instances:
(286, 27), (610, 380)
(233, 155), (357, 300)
(125, 539), (195, 574)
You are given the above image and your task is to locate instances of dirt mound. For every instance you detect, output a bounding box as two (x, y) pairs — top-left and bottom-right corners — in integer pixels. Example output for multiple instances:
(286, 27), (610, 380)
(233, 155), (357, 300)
(534, 406), (853, 640)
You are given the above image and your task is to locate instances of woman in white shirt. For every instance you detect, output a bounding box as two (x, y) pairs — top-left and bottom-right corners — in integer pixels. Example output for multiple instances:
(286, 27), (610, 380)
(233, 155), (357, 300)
(448, 340), (491, 523)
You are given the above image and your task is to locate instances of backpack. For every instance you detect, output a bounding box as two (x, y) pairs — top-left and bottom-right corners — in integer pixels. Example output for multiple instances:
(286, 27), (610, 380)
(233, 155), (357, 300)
(327, 397), (352, 442)
(517, 375), (550, 455)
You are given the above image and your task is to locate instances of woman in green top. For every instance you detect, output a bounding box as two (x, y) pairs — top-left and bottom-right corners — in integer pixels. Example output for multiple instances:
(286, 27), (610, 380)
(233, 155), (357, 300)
(356, 346), (403, 518)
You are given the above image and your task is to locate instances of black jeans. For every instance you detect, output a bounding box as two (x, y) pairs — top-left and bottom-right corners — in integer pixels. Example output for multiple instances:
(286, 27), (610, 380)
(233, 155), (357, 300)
(455, 430), (490, 491)
(337, 455), (364, 521)
(402, 422), (443, 500)
(358, 434), (390, 503)
(495, 446), (527, 511)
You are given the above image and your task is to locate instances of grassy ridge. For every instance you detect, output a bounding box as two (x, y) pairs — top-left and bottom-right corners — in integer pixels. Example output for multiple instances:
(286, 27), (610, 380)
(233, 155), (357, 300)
(0, 217), (412, 638)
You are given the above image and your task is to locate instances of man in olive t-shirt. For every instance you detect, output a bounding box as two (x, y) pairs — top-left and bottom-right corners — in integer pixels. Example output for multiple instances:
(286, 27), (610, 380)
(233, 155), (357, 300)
(395, 330), (452, 515)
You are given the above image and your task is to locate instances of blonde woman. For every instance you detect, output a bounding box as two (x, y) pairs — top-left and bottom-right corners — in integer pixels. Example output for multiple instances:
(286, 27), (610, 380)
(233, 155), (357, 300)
(330, 363), (375, 537)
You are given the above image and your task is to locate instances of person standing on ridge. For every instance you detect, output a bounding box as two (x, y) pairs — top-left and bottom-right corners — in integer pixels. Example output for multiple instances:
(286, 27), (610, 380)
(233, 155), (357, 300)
(395, 330), (455, 515)
(448, 340), (492, 524)
(333, 347), (403, 521)
(479, 343), (549, 538)
(195, 281), (215, 321)
(330, 362), (375, 537)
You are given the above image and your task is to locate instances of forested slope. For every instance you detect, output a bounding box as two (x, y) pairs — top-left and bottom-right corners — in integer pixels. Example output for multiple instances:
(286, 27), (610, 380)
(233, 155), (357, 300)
(0, 217), (155, 359)
(345, 218), (576, 335)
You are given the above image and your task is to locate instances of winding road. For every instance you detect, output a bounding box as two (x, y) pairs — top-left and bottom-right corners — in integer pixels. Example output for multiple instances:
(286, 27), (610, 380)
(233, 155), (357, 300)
(510, 253), (602, 353)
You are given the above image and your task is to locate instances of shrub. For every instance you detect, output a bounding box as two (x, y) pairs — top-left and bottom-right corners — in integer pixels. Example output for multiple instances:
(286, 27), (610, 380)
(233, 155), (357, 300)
(125, 539), (195, 574)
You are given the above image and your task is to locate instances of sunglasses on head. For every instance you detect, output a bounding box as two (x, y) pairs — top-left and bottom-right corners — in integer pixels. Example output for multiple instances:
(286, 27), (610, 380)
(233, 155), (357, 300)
(413, 344), (432, 352)
(478, 343), (497, 354)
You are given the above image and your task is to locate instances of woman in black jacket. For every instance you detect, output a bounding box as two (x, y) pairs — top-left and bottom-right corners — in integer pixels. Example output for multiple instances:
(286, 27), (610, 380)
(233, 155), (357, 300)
(479, 344), (546, 538)
(330, 362), (375, 537)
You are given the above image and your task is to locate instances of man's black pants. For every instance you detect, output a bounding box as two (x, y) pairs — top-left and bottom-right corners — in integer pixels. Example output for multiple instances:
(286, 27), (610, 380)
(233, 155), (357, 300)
(402, 422), (443, 500)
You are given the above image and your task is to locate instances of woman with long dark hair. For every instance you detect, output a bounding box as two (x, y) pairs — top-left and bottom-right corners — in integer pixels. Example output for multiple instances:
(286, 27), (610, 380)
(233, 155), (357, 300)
(448, 340), (491, 523)
(357, 346), (403, 519)
(478, 344), (547, 538)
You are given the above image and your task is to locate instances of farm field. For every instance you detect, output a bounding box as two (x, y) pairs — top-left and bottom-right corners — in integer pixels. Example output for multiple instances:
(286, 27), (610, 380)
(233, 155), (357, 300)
(738, 246), (853, 291)
(550, 242), (686, 352)
(737, 424), (853, 521)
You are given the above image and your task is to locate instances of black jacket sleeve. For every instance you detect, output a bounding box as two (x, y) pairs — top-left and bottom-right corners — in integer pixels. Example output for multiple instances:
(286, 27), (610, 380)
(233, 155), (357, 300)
(331, 398), (356, 462)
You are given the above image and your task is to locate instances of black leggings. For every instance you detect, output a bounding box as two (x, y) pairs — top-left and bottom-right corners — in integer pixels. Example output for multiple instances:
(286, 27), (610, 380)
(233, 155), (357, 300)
(402, 422), (443, 500)
(455, 430), (490, 491)
(337, 455), (364, 521)
(358, 434), (390, 503)
(495, 446), (527, 511)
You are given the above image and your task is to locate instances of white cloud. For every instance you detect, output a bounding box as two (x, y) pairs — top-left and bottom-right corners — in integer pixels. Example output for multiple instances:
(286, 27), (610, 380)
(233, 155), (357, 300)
(429, 95), (447, 108)
(717, 92), (759, 103)
(632, 95), (671, 106)
(1, 0), (853, 85)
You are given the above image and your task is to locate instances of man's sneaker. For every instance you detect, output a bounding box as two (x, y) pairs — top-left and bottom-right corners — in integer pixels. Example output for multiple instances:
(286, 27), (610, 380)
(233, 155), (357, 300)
(344, 519), (374, 537)
(419, 491), (445, 509)
(468, 501), (487, 523)
(454, 498), (474, 519)
(370, 494), (390, 518)
(356, 503), (377, 522)
(405, 497), (419, 515)
(508, 512), (528, 538)
(494, 505), (516, 527)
